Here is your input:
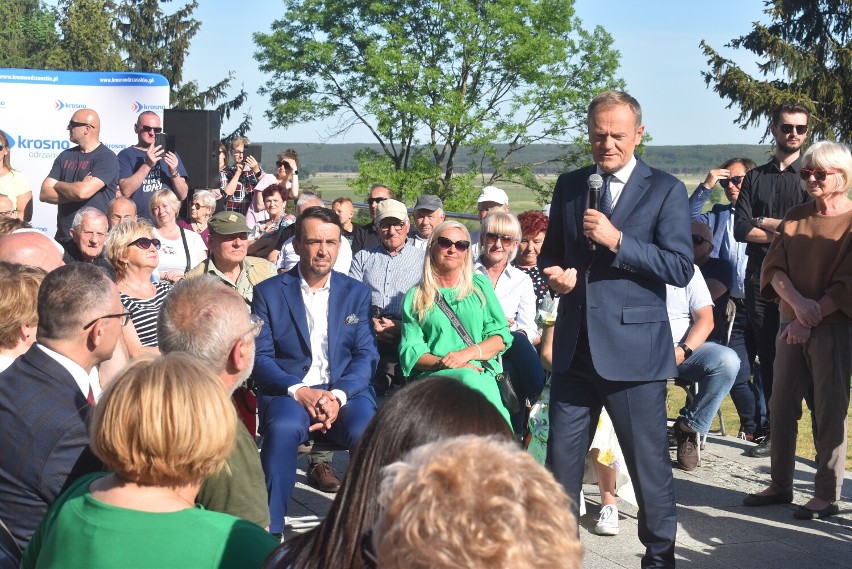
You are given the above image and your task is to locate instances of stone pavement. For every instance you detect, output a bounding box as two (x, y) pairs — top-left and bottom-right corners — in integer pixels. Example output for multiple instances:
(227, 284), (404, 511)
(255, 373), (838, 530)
(284, 434), (852, 568)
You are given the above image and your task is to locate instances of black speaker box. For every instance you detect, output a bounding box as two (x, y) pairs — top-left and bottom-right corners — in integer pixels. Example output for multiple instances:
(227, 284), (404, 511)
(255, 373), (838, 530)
(163, 109), (221, 190)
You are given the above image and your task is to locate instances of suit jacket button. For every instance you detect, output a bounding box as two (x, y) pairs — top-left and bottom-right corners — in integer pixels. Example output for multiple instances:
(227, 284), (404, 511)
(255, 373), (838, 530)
(302, 366), (309, 372)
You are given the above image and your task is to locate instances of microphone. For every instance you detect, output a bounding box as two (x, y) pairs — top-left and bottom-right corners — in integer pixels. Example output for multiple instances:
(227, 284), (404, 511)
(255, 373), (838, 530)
(587, 174), (603, 251)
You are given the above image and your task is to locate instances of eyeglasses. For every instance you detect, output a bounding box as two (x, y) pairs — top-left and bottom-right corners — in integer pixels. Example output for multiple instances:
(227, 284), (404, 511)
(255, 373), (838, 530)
(692, 234), (710, 246)
(778, 123), (808, 135)
(367, 197), (387, 205)
(83, 311), (131, 330)
(434, 236), (470, 251)
(190, 202), (209, 209)
(799, 168), (841, 181)
(130, 237), (161, 250)
(378, 220), (406, 232)
(139, 125), (163, 134)
(719, 176), (744, 189)
(67, 120), (94, 130)
(0, 209), (17, 217)
(244, 314), (264, 338)
(485, 232), (515, 246)
(275, 160), (293, 169)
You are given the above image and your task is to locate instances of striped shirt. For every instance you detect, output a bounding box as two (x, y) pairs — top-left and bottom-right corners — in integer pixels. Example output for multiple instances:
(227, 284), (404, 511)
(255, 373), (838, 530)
(120, 281), (172, 347)
(349, 241), (424, 318)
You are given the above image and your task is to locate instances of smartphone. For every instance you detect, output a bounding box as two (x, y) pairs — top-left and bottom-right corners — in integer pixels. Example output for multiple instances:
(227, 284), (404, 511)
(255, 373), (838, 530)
(154, 132), (176, 155)
(244, 144), (262, 164)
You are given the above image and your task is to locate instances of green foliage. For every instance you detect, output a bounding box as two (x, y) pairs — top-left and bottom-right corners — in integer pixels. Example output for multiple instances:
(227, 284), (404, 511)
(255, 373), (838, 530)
(54, 0), (124, 71)
(701, 0), (852, 141)
(254, 0), (622, 211)
(0, 0), (63, 68)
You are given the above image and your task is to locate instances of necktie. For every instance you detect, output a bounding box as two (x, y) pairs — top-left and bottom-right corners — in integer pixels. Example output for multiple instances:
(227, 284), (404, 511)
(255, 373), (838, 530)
(86, 384), (95, 407)
(600, 173), (613, 217)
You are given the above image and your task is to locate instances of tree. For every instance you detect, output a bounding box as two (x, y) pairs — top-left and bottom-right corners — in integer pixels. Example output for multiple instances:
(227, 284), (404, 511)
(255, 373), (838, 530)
(0, 0), (63, 69)
(254, 0), (622, 208)
(701, 0), (852, 142)
(53, 0), (125, 71)
(116, 0), (251, 138)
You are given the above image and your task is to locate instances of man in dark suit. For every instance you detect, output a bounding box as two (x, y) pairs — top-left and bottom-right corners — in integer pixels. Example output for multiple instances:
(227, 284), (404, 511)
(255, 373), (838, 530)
(539, 91), (693, 568)
(0, 263), (124, 556)
(252, 206), (379, 537)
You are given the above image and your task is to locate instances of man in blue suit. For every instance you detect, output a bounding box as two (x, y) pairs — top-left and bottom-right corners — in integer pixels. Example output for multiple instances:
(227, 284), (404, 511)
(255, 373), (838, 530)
(252, 206), (379, 537)
(539, 91), (693, 568)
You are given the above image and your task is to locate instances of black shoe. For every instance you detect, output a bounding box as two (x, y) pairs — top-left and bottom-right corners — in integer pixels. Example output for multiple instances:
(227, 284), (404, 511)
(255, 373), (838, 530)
(743, 490), (793, 507)
(307, 463), (341, 493)
(793, 502), (839, 520)
(748, 436), (771, 458)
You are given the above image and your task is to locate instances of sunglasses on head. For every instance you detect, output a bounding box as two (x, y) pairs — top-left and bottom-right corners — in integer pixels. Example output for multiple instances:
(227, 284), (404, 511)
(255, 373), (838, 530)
(692, 234), (709, 246)
(778, 123), (807, 135)
(434, 236), (470, 251)
(719, 176), (744, 189)
(68, 120), (94, 129)
(130, 237), (161, 250)
(367, 197), (387, 205)
(799, 168), (841, 181)
(139, 125), (163, 134)
(485, 232), (514, 246)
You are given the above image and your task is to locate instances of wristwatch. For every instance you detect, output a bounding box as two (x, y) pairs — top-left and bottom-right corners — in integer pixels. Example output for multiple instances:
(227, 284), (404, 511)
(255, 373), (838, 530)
(677, 342), (693, 359)
(753, 216), (765, 227)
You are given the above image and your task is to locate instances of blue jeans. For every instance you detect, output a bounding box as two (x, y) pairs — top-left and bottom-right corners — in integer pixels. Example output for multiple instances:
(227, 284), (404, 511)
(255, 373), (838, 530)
(677, 341), (739, 435)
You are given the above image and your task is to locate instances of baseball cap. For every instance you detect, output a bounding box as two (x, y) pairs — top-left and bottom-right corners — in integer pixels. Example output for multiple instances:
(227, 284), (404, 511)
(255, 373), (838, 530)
(477, 185), (509, 205)
(375, 199), (409, 224)
(208, 211), (250, 235)
(413, 194), (443, 211)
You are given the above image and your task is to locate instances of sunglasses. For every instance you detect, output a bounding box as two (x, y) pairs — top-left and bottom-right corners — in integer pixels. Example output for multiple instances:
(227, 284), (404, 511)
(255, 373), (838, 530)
(719, 176), (744, 189)
(434, 236), (470, 251)
(367, 197), (388, 205)
(82, 311), (131, 330)
(485, 232), (514, 246)
(68, 120), (94, 129)
(778, 123), (807, 135)
(275, 160), (293, 168)
(139, 125), (163, 134)
(190, 202), (210, 209)
(692, 234), (709, 246)
(799, 168), (841, 181)
(130, 237), (161, 250)
(0, 144), (4, 150)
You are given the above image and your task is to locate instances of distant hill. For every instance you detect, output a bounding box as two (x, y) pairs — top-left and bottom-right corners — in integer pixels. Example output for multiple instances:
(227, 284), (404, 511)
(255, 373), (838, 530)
(255, 143), (773, 177)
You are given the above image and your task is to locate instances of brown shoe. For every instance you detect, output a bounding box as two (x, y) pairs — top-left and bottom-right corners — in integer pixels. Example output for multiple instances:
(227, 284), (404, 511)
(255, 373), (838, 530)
(674, 418), (699, 471)
(307, 463), (341, 493)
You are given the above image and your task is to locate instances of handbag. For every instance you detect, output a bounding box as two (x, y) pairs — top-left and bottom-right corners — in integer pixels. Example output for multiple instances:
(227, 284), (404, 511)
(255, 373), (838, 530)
(433, 292), (521, 414)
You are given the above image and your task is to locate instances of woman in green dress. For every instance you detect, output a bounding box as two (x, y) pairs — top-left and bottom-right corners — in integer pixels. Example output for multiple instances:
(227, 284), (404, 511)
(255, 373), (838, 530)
(400, 220), (513, 423)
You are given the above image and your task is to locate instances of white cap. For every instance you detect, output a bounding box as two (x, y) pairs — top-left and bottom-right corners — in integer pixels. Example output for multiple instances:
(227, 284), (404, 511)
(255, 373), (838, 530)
(477, 185), (509, 205)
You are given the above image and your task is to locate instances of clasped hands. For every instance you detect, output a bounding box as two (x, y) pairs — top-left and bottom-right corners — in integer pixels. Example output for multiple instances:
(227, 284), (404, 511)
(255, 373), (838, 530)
(295, 387), (340, 433)
(781, 297), (822, 345)
(372, 317), (400, 343)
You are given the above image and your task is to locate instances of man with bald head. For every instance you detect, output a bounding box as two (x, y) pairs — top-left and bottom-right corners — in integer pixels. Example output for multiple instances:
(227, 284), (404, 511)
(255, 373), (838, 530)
(106, 196), (137, 229)
(0, 230), (65, 272)
(39, 109), (119, 242)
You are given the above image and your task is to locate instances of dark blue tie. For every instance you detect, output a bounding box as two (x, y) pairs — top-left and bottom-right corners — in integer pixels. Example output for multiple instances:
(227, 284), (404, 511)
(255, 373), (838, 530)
(600, 173), (613, 217)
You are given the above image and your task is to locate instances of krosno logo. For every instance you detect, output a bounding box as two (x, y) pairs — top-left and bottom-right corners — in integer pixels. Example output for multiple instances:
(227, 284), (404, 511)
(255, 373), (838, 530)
(132, 101), (166, 113)
(55, 100), (87, 112)
(15, 132), (70, 150)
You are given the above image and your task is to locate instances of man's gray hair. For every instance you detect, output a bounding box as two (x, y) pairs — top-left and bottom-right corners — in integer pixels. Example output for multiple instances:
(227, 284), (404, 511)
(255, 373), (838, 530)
(37, 263), (114, 341)
(71, 207), (107, 231)
(158, 274), (251, 375)
(296, 191), (323, 213)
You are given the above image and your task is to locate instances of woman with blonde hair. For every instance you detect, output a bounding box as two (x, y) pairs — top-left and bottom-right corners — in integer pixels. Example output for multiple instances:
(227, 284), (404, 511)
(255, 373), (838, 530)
(149, 188), (206, 283)
(0, 262), (45, 372)
(21, 353), (278, 568)
(369, 435), (583, 569)
(0, 130), (32, 221)
(400, 220), (513, 423)
(744, 140), (852, 520)
(106, 219), (170, 351)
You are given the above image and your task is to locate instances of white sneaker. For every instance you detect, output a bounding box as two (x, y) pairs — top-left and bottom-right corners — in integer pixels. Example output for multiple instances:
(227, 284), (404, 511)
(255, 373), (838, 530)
(594, 504), (619, 536)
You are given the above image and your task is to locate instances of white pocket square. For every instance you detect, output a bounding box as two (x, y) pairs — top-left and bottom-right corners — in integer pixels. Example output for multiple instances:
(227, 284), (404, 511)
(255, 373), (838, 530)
(344, 314), (359, 325)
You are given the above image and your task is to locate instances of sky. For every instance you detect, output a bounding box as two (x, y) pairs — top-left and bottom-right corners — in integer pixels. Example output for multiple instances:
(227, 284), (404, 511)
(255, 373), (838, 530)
(181, 0), (773, 146)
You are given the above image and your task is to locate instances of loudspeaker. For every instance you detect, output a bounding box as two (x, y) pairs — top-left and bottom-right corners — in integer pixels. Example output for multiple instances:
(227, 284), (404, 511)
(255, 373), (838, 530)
(163, 109), (221, 190)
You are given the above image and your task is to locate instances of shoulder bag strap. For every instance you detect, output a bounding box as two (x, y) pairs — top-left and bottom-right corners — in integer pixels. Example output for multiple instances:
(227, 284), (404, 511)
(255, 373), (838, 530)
(179, 226), (191, 274)
(433, 292), (495, 372)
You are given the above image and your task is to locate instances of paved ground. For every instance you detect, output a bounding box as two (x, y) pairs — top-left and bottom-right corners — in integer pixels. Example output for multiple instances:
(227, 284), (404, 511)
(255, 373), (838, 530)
(284, 434), (852, 568)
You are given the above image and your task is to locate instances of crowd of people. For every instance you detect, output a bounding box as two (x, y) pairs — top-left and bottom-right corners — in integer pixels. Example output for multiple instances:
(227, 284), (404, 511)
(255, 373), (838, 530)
(0, 92), (849, 569)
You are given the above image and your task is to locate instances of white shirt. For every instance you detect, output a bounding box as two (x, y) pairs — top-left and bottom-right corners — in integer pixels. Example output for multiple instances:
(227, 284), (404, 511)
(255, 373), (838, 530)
(278, 235), (353, 274)
(37, 343), (102, 402)
(154, 227), (208, 275)
(666, 264), (713, 344)
(285, 273), (348, 407)
(598, 155), (638, 211)
(474, 260), (539, 343)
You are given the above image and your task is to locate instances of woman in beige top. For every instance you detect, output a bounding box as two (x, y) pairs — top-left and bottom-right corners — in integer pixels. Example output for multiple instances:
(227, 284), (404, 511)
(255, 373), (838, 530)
(743, 141), (852, 520)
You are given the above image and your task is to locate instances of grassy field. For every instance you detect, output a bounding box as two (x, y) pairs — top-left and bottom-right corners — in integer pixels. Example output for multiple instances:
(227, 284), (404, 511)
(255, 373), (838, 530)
(668, 388), (852, 472)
